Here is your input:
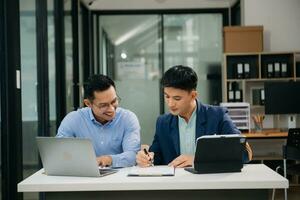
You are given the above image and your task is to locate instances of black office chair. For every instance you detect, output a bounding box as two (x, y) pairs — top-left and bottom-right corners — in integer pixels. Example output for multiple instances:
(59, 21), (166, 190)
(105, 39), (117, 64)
(272, 128), (300, 200)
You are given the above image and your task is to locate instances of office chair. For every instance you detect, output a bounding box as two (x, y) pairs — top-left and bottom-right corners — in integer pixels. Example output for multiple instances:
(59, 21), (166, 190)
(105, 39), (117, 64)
(272, 128), (300, 200)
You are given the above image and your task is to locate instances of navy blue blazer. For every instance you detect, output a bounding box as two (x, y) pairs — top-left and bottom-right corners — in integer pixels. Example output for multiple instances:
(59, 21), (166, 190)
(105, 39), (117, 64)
(149, 100), (242, 165)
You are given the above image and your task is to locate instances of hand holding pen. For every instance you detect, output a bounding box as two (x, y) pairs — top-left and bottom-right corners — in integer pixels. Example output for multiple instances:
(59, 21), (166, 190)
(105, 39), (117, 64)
(143, 149), (154, 166)
(136, 148), (154, 167)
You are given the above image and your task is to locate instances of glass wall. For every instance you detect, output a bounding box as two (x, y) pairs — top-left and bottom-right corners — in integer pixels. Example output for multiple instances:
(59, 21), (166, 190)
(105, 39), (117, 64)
(99, 13), (224, 144)
(48, 0), (57, 136)
(64, 0), (74, 113)
(100, 15), (162, 144)
(163, 14), (223, 106)
(20, 0), (39, 199)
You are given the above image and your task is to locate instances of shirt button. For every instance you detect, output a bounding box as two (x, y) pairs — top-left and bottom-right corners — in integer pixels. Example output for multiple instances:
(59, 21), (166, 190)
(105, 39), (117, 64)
(101, 141), (104, 144)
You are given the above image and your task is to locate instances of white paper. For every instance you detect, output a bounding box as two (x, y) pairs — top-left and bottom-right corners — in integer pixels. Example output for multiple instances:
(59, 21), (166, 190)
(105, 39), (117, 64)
(128, 166), (175, 176)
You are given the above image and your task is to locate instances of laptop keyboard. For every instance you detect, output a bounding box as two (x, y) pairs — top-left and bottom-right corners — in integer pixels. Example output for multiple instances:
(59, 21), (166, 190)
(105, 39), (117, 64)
(99, 169), (118, 176)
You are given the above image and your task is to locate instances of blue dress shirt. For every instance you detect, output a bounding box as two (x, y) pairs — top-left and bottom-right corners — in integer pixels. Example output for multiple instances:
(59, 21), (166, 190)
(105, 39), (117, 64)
(56, 107), (141, 168)
(178, 107), (197, 155)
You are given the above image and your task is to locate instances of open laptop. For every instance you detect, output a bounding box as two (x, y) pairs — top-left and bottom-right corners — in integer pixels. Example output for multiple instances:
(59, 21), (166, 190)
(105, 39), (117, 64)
(185, 134), (245, 174)
(36, 137), (118, 177)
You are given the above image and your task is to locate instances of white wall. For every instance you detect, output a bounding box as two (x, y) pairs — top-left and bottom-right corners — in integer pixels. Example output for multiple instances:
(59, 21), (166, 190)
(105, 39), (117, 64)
(242, 0), (300, 51)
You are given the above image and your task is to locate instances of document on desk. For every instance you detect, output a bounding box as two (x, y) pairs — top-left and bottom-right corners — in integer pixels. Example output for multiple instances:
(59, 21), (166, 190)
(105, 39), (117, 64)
(128, 166), (175, 176)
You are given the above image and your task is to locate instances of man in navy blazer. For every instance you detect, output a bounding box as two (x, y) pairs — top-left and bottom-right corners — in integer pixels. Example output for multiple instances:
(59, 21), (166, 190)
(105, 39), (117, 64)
(136, 65), (252, 167)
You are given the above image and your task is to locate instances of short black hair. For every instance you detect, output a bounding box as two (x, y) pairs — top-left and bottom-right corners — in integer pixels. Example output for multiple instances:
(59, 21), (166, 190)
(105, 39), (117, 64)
(161, 65), (198, 91)
(84, 74), (115, 100)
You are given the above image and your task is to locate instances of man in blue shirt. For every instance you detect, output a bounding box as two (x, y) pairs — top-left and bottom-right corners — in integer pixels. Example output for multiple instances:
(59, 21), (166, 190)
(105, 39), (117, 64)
(136, 65), (252, 168)
(57, 75), (141, 168)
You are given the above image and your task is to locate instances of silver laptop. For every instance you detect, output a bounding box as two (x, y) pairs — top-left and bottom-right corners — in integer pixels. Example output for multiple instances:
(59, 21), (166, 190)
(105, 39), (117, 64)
(36, 137), (118, 177)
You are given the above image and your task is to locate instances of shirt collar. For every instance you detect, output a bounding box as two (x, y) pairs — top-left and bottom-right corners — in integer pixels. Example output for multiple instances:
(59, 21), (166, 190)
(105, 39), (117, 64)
(178, 104), (197, 125)
(88, 107), (119, 126)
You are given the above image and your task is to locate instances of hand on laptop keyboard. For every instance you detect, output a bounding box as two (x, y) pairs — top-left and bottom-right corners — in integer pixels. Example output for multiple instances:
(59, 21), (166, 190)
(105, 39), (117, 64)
(97, 155), (112, 167)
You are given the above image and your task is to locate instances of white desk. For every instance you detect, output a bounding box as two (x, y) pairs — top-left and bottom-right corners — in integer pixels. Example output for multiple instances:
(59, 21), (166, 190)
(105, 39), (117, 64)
(18, 164), (288, 200)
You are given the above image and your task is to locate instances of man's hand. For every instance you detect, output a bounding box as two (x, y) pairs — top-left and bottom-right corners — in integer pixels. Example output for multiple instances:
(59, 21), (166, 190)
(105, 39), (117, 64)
(97, 155), (112, 167)
(136, 150), (154, 167)
(245, 142), (253, 161)
(168, 155), (194, 168)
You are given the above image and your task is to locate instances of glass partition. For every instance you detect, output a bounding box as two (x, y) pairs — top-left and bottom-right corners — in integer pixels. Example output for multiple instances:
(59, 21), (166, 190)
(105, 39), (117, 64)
(20, 0), (38, 199)
(48, 0), (57, 136)
(163, 14), (223, 106)
(99, 13), (224, 144)
(100, 15), (162, 144)
(64, 0), (74, 113)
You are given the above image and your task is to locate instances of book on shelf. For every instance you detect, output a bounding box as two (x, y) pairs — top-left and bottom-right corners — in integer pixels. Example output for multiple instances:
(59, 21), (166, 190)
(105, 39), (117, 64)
(244, 63), (250, 78)
(228, 90), (235, 102)
(267, 63), (273, 78)
(281, 63), (287, 77)
(237, 63), (244, 79)
(260, 89), (265, 105)
(252, 89), (261, 106)
(235, 90), (242, 102)
(274, 62), (281, 78)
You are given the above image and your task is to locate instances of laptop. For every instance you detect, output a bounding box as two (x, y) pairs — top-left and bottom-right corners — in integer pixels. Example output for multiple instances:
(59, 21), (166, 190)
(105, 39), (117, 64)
(36, 137), (118, 177)
(185, 134), (245, 174)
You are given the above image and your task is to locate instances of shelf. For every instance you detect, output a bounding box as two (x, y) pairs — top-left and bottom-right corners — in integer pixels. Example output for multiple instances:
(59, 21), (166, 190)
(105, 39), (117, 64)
(232, 119), (250, 121)
(231, 115), (250, 118)
(251, 105), (264, 109)
(227, 79), (256, 82)
(227, 79), (244, 82)
(259, 78), (294, 81)
(223, 51), (298, 104)
(224, 52), (261, 56)
(260, 51), (296, 55)
(227, 78), (294, 82)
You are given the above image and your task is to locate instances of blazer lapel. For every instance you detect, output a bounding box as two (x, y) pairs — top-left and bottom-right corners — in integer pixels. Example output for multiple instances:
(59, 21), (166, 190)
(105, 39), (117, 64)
(195, 100), (207, 139)
(170, 116), (180, 155)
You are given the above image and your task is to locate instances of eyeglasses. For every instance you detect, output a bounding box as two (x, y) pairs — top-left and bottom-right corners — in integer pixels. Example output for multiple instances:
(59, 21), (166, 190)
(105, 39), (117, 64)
(93, 96), (121, 112)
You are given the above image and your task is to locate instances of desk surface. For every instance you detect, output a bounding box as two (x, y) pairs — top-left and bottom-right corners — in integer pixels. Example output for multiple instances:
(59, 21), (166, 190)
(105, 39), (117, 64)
(243, 131), (288, 138)
(18, 164), (288, 192)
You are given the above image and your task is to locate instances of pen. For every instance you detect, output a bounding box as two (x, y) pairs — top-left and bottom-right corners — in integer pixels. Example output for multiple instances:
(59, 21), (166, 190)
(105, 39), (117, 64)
(143, 148), (154, 166)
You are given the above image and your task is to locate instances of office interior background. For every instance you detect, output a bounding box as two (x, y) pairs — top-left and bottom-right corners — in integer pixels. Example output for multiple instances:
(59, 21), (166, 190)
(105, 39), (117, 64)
(1, 0), (300, 199)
